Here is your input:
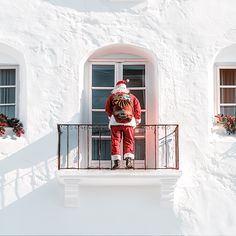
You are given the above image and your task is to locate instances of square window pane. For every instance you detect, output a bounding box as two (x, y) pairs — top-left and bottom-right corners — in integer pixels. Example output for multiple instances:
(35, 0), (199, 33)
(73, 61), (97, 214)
(92, 89), (112, 109)
(220, 69), (236, 85)
(92, 138), (111, 160)
(0, 88), (15, 104)
(130, 90), (145, 109)
(123, 65), (145, 87)
(92, 111), (109, 124)
(134, 138), (145, 160)
(0, 69), (16, 86)
(92, 65), (114, 87)
(220, 88), (236, 103)
(220, 106), (236, 116)
(0, 105), (15, 118)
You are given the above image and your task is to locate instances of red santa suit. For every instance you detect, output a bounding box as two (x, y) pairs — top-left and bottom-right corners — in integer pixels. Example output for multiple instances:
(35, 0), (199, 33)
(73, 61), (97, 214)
(105, 80), (141, 161)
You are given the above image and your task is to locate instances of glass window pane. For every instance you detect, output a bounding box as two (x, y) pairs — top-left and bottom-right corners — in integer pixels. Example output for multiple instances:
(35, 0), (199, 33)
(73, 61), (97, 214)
(92, 89), (111, 109)
(220, 88), (236, 103)
(141, 112), (145, 124)
(135, 138), (145, 160)
(130, 90), (145, 109)
(92, 111), (109, 124)
(92, 65), (114, 87)
(0, 105), (15, 118)
(92, 126), (110, 136)
(220, 69), (236, 85)
(92, 138), (111, 160)
(0, 88), (15, 104)
(220, 106), (236, 116)
(0, 69), (16, 86)
(123, 65), (145, 87)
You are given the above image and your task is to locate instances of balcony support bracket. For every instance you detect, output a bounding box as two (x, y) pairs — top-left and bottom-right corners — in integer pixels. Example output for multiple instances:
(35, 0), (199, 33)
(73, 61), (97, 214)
(57, 170), (181, 208)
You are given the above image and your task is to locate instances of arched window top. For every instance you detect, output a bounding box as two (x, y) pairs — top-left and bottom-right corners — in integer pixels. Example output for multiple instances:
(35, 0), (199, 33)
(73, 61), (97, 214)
(215, 44), (236, 63)
(88, 43), (156, 63)
(0, 43), (25, 65)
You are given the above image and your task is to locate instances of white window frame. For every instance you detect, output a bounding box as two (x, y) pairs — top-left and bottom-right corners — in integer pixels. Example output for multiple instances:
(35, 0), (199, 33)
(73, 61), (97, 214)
(0, 65), (18, 118)
(89, 60), (148, 168)
(215, 65), (236, 115)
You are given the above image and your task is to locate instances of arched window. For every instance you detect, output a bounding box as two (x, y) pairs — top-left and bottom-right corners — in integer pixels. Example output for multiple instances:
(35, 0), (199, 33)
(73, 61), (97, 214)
(0, 43), (26, 123)
(83, 44), (158, 166)
(0, 66), (17, 118)
(215, 44), (236, 116)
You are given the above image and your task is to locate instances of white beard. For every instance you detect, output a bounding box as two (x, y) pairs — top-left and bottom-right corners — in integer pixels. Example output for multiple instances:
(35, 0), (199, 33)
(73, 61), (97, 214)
(111, 86), (130, 94)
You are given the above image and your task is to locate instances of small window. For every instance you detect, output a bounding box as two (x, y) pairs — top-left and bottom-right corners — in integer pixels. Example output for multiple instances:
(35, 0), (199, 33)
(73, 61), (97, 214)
(0, 67), (17, 118)
(218, 68), (236, 116)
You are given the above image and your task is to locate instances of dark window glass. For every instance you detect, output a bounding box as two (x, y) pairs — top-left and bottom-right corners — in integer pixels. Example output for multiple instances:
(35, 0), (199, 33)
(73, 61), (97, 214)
(0, 69), (15, 86)
(134, 138), (145, 160)
(0, 105), (15, 118)
(92, 65), (114, 87)
(220, 69), (236, 85)
(141, 112), (145, 124)
(123, 65), (145, 87)
(92, 89), (111, 109)
(220, 88), (236, 103)
(0, 88), (15, 104)
(92, 138), (111, 160)
(130, 90), (145, 109)
(92, 126), (110, 136)
(92, 111), (109, 124)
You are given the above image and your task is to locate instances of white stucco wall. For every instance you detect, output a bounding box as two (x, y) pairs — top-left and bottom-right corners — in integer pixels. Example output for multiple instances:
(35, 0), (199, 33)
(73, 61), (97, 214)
(1, 0), (236, 235)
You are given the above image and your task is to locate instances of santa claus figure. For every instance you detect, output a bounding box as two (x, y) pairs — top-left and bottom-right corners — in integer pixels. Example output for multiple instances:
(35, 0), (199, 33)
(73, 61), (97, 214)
(105, 79), (141, 169)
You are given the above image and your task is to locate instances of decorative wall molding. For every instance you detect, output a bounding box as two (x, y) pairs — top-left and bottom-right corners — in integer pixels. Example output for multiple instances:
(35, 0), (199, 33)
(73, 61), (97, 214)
(57, 170), (181, 207)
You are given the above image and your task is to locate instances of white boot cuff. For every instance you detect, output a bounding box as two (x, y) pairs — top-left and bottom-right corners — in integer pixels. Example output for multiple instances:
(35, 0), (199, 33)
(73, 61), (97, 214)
(124, 153), (134, 159)
(111, 155), (121, 161)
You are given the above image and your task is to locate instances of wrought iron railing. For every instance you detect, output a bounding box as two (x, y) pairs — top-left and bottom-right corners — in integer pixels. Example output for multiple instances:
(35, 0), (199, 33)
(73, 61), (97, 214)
(57, 124), (179, 170)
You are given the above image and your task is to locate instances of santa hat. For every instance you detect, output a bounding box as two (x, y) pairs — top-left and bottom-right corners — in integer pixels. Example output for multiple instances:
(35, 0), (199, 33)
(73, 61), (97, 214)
(115, 79), (129, 87)
(112, 79), (130, 94)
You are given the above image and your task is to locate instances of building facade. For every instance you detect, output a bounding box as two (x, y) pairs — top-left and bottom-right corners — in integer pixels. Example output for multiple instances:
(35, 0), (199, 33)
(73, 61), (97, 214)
(1, 0), (236, 235)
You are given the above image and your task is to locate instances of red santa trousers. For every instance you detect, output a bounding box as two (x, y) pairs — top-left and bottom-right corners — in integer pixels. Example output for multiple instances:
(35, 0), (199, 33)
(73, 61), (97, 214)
(111, 125), (134, 161)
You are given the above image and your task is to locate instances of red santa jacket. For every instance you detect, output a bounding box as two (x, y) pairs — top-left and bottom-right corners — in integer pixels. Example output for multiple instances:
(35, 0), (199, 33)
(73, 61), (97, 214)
(105, 92), (141, 127)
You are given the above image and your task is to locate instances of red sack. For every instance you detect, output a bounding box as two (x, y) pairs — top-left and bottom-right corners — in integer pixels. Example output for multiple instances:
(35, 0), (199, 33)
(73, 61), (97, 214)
(112, 92), (133, 123)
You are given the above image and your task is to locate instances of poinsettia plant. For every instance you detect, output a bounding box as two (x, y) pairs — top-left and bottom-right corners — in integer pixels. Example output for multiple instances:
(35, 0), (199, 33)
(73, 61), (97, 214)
(0, 113), (25, 137)
(215, 114), (236, 135)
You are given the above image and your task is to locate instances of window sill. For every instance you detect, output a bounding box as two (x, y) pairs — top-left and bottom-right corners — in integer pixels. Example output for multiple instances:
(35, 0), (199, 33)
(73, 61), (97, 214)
(57, 169), (181, 207)
(0, 128), (27, 144)
(210, 125), (236, 143)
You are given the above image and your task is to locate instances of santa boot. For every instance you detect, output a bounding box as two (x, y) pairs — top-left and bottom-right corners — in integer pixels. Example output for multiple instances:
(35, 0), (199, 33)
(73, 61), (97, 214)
(125, 157), (133, 169)
(112, 160), (121, 169)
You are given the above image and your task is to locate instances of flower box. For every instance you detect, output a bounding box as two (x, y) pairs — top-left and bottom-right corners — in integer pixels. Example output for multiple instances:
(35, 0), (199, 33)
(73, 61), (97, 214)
(0, 114), (24, 137)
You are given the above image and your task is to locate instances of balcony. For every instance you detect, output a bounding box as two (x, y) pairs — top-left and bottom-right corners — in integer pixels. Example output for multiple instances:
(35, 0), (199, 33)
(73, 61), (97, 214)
(57, 124), (179, 170)
(57, 124), (181, 207)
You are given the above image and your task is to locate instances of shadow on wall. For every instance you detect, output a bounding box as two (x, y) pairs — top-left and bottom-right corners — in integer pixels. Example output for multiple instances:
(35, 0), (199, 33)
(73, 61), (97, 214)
(0, 112), (82, 210)
(0, 131), (58, 210)
(45, 0), (147, 12)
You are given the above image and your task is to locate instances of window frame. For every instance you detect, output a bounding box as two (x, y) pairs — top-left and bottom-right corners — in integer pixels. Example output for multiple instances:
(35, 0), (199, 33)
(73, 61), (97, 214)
(89, 60), (148, 168)
(0, 65), (18, 118)
(215, 65), (236, 115)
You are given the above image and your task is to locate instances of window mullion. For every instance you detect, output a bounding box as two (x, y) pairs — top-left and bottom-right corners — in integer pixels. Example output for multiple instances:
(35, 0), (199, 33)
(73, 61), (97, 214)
(116, 63), (121, 83)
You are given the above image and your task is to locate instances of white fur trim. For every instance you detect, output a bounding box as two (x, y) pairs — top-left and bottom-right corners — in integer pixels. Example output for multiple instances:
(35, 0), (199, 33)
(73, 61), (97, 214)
(111, 154), (121, 161)
(109, 116), (136, 129)
(124, 153), (135, 159)
(111, 86), (130, 94)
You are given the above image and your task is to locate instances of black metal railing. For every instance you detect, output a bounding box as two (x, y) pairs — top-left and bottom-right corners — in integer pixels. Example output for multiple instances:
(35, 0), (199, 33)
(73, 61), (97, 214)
(57, 124), (179, 170)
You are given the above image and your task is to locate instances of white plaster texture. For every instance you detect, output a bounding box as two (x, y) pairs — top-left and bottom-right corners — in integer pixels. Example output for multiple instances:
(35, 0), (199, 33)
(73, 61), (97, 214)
(0, 0), (236, 235)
